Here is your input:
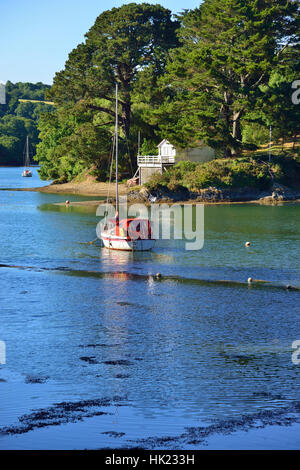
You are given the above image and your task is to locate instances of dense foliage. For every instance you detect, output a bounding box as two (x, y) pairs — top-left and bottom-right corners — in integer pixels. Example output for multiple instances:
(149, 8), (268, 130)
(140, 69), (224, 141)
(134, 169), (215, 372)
(145, 154), (300, 192)
(157, 0), (300, 156)
(0, 82), (51, 165)
(36, 3), (179, 181)
(6, 1), (298, 184)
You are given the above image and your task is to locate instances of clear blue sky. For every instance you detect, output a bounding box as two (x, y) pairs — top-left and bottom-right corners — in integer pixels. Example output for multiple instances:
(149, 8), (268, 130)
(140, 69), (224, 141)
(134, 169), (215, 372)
(1, 0), (201, 85)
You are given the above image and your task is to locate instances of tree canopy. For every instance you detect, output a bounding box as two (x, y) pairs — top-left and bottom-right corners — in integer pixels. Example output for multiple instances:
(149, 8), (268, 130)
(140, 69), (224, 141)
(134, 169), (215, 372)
(156, 0), (299, 156)
(39, 2), (179, 180)
(0, 82), (51, 165)
(33, 1), (300, 181)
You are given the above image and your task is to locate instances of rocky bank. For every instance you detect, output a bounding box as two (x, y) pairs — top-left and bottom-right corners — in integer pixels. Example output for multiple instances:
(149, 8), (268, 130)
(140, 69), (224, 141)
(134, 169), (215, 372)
(127, 183), (300, 205)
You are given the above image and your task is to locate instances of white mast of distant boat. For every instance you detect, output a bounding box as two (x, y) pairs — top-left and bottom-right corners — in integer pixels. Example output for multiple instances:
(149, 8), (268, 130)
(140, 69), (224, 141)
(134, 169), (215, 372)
(22, 136), (32, 177)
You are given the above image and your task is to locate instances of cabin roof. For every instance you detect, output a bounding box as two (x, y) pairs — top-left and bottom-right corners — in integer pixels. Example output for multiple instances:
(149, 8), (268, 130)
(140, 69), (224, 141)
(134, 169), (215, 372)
(157, 139), (174, 148)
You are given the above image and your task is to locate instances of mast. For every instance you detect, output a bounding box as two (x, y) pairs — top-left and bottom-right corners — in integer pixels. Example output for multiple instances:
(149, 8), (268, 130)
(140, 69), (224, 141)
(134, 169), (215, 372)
(115, 83), (119, 214)
(138, 130), (141, 156)
(268, 124), (272, 162)
(25, 136), (30, 167)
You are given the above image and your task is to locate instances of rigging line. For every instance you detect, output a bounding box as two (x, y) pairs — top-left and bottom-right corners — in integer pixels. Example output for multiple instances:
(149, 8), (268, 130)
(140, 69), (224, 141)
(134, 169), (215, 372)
(105, 132), (116, 217)
(124, 134), (134, 177)
(88, 135), (115, 246)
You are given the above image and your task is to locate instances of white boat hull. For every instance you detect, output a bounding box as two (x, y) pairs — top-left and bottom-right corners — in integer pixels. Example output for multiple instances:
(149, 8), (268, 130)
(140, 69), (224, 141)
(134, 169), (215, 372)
(101, 233), (155, 251)
(22, 171), (32, 177)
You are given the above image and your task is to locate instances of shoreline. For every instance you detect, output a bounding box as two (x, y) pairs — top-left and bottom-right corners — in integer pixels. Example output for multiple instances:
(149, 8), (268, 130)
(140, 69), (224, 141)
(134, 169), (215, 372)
(52, 198), (300, 207)
(2, 181), (300, 206)
(3, 181), (127, 197)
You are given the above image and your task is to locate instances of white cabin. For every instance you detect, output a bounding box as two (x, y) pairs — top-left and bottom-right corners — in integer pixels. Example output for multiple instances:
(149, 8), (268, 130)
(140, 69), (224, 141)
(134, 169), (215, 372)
(136, 139), (215, 185)
(137, 140), (176, 185)
(158, 140), (176, 158)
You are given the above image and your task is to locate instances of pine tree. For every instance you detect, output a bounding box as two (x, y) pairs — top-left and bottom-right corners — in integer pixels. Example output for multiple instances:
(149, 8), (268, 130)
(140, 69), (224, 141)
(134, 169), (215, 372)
(158, 0), (299, 156)
(48, 3), (179, 170)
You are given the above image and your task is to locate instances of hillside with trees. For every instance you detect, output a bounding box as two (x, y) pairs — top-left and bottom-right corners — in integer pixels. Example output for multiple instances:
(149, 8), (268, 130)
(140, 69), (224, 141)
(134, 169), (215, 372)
(0, 82), (52, 166)
(36, 3), (180, 182)
(26, 1), (300, 183)
(157, 0), (300, 156)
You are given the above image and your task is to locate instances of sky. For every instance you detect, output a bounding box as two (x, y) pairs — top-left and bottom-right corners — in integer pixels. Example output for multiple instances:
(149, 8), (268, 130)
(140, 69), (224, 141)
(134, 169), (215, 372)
(1, 0), (201, 85)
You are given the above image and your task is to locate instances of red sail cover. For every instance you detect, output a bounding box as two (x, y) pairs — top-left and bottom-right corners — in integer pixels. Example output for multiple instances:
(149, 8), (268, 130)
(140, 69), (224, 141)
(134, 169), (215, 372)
(107, 218), (152, 239)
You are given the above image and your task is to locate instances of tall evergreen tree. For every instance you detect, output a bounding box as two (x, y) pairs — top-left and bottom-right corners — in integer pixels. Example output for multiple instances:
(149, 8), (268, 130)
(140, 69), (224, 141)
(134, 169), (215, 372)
(47, 3), (179, 171)
(158, 0), (299, 156)
(256, 46), (300, 148)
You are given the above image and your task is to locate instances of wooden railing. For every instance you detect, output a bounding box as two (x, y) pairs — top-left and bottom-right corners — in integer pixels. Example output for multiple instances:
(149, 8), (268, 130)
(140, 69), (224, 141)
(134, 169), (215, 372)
(137, 155), (175, 165)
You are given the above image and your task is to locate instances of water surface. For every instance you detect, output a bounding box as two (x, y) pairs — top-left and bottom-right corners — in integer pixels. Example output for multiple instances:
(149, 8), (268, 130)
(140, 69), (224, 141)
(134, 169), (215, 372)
(0, 167), (299, 449)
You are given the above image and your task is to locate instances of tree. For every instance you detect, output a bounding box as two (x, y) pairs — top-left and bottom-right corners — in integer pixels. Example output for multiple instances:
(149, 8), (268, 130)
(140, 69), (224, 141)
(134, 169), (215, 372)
(140, 138), (158, 156)
(47, 3), (179, 172)
(35, 106), (113, 182)
(255, 47), (300, 149)
(0, 114), (38, 165)
(157, 0), (299, 156)
(0, 81), (52, 165)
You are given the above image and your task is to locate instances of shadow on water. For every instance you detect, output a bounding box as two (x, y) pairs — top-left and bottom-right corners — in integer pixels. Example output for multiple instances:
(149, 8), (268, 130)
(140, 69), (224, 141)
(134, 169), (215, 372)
(0, 262), (299, 291)
(38, 203), (100, 215)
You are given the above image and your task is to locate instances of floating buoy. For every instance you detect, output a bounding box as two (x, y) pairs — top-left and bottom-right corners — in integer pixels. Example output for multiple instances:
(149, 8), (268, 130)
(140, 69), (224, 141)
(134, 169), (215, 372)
(248, 277), (253, 283)
(245, 241), (251, 247)
(65, 200), (70, 205)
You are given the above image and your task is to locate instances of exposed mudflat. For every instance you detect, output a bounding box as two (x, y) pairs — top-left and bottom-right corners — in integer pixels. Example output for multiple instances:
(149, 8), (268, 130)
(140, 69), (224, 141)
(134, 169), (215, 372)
(133, 398), (300, 449)
(0, 392), (300, 449)
(0, 396), (125, 436)
(10, 181), (127, 197)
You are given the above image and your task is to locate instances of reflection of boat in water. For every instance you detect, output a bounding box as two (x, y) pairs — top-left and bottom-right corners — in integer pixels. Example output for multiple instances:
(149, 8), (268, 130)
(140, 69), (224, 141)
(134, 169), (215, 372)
(22, 136), (32, 177)
(101, 84), (155, 252)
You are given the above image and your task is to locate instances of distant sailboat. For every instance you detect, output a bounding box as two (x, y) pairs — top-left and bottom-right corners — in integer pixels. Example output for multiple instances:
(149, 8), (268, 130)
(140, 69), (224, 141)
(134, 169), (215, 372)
(22, 136), (32, 177)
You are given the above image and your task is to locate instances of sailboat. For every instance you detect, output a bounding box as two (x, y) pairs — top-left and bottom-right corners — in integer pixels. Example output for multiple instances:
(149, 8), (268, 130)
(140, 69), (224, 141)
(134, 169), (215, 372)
(100, 84), (155, 251)
(22, 136), (32, 177)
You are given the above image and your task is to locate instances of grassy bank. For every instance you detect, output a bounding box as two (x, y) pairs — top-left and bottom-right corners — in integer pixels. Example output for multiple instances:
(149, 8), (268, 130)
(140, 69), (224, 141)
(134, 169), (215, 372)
(145, 151), (300, 194)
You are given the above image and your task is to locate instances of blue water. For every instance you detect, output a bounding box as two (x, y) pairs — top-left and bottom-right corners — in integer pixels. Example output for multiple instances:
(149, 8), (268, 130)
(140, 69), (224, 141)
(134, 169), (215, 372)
(0, 167), (299, 449)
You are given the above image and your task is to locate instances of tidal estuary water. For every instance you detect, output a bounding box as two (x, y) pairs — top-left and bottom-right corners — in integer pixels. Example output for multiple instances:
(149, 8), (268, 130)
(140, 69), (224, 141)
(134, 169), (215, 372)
(0, 167), (299, 449)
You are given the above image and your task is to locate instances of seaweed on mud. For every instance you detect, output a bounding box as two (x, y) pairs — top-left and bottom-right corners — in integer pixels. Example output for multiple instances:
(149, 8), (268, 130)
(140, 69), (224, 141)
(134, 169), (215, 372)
(0, 396), (126, 436)
(79, 356), (99, 364)
(132, 401), (300, 449)
(101, 431), (126, 438)
(25, 375), (49, 384)
(102, 360), (133, 366)
(116, 301), (136, 306)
